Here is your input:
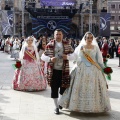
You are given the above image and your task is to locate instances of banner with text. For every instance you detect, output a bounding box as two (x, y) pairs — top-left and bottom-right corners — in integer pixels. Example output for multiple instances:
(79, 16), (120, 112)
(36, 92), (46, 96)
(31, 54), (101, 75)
(40, 0), (76, 6)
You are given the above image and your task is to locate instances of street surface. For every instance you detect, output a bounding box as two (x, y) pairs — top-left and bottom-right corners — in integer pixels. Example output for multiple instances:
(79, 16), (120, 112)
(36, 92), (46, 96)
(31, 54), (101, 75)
(0, 51), (120, 120)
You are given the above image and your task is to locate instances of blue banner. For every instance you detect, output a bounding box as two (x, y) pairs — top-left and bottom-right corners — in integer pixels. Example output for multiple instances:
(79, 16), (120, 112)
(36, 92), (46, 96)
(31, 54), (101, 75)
(100, 13), (111, 37)
(2, 10), (13, 35)
(32, 16), (71, 36)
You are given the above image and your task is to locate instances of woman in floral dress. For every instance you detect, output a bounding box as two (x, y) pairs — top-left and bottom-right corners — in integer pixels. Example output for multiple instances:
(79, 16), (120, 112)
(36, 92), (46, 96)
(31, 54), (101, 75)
(13, 36), (47, 91)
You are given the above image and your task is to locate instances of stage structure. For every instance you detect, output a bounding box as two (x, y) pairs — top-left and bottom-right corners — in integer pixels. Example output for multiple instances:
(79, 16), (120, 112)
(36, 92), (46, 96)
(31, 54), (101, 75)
(24, 0), (78, 37)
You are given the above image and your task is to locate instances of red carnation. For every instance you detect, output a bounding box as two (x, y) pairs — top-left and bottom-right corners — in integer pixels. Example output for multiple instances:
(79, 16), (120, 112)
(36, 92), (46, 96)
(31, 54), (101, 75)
(103, 67), (113, 74)
(15, 64), (22, 68)
(16, 61), (21, 64)
(15, 61), (22, 68)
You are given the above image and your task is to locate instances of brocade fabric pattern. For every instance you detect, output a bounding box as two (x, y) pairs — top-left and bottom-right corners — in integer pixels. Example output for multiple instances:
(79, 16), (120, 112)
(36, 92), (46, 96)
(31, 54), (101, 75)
(59, 47), (111, 113)
(13, 49), (47, 91)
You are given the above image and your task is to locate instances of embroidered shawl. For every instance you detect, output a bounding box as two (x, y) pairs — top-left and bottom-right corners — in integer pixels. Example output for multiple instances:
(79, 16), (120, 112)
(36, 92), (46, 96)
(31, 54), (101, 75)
(44, 39), (74, 88)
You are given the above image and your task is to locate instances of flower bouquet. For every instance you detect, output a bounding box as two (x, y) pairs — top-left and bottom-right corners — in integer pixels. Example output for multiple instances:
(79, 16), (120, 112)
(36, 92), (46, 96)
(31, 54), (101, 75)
(12, 60), (22, 70)
(103, 67), (113, 80)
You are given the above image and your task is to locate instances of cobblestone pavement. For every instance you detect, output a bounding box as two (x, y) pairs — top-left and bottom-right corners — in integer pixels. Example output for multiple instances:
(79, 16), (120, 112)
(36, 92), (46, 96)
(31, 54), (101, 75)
(0, 51), (120, 120)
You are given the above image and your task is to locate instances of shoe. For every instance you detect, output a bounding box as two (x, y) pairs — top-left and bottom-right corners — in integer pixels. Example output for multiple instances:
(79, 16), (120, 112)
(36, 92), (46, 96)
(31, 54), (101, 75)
(54, 108), (59, 114)
(59, 105), (63, 109)
(106, 84), (108, 89)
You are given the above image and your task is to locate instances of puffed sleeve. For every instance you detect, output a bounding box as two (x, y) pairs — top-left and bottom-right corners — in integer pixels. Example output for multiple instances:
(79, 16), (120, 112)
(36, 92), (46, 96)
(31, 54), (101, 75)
(67, 46), (80, 61)
(96, 46), (105, 68)
(41, 53), (51, 63)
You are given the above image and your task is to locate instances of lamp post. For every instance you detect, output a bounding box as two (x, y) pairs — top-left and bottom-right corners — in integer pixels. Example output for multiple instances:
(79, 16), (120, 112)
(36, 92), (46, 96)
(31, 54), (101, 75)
(89, 0), (93, 32)
(0, 0), (2, 37)
(79, 2), (84, 37)
(0, 0), (1, 10)
(22, 0), (25, 37)
(81, 13), (83, 36)
(13, 0), (15, 36)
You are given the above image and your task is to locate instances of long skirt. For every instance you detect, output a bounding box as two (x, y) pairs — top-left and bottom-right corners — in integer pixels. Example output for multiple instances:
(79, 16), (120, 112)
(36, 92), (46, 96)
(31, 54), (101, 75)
(13, 60), (47, 91)
(59, 62), (111, 113)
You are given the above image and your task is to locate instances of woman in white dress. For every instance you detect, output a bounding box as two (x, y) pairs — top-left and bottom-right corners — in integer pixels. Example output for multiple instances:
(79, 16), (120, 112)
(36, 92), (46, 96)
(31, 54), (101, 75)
(4, 37), (11, 53)
(59, 32), (111, 113)
(11, 38), (21, 59)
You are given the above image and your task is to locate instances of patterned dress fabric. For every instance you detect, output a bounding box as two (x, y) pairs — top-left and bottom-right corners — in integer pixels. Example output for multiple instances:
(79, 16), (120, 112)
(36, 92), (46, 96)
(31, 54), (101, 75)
(13, 49), (47, 91)
(59, 47), (111, 113)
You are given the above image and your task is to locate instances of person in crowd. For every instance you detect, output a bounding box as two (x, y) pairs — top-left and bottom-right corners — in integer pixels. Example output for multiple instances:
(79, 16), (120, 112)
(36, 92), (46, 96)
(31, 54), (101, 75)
(115, 39), (119, 57)
(96, 37), (101, 50)
(77, 39), (80, 46)
(20, 36), (25, 50)
(41, 29), (73, 114)
(4, 37), (11, 53)
(42, 36), (47, 43)
(38, 39), (47, 79)
(11, 38), (21, 59)
(98, 37), (107, 49)
(37, 36), (47, 56)
(69, 38), (75, 50)
(13, 36), (47, 91)
(0, 38), (5, 51)
(38, 40), (47, 57)
(73, 39), (78, 48)
(101, 39), (108, 58)
(36, 35), (43, 48)
(0, 37), (2, 50)
(59, 32), (111, 113)
(98, 37), (105, 50)
(118, 44), (120, 67)
(9, 37), (14, 53)
(108, 39), (115, 59)
(117, 39), (120, 55)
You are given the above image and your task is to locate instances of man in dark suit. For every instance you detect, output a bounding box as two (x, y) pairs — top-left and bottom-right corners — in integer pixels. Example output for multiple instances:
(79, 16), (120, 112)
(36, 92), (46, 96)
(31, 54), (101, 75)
(108, 39), (115, 58)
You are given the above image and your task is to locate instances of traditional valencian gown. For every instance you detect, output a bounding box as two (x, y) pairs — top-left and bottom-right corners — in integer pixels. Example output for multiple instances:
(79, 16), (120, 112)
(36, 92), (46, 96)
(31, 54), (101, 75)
(13, 48), (47, 91)
(59, 46), (111, 113)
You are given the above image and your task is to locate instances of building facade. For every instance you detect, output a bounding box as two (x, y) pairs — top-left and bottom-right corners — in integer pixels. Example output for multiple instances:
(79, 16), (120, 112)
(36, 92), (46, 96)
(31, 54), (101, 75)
(0, 0), (31, 37)
(74, 0), (108, 37)
(107, 0), (120, 37)
(0, 0), (108, 37)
